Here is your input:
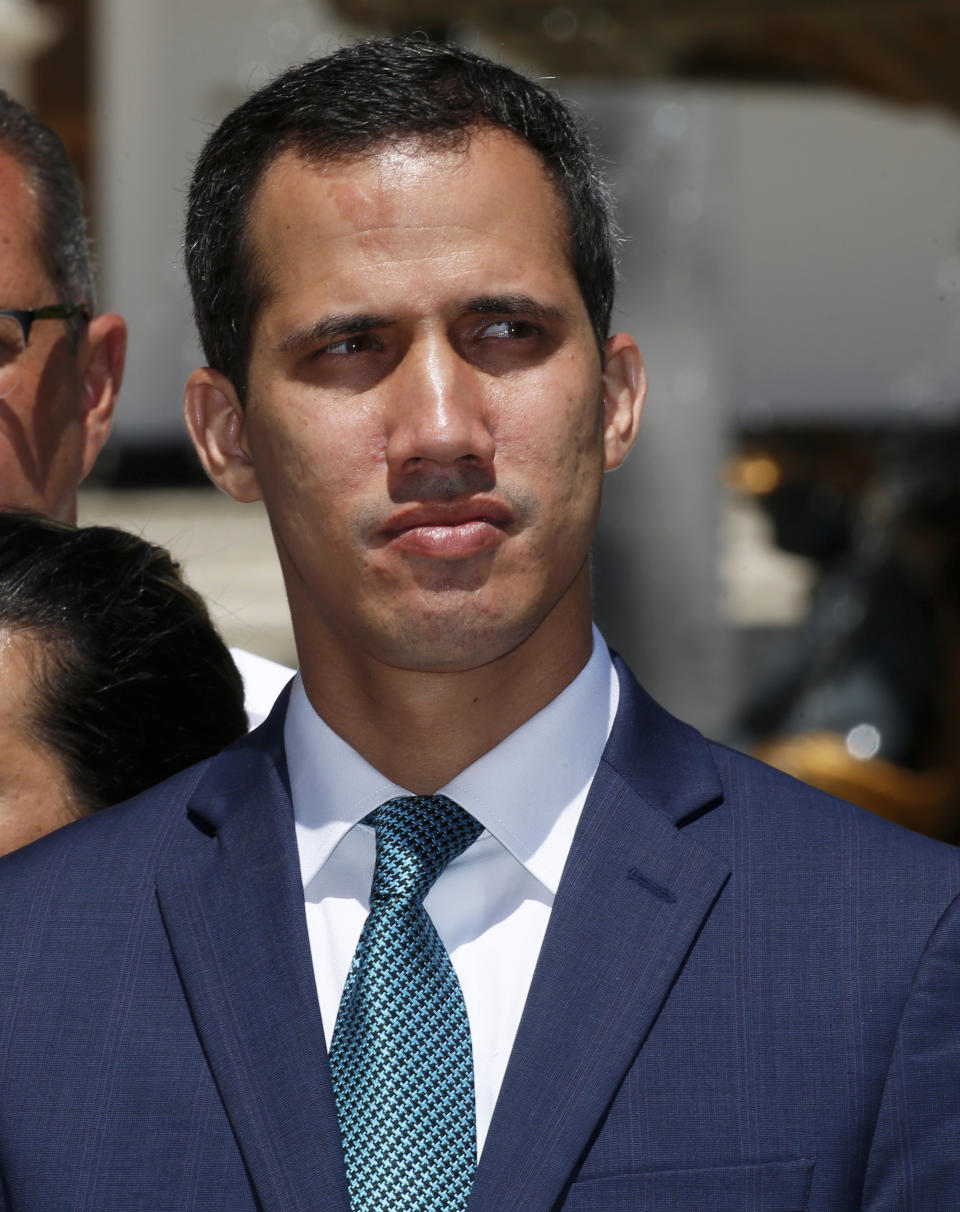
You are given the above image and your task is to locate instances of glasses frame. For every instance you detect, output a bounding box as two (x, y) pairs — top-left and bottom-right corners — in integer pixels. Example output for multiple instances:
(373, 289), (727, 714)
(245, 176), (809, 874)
(0, 302), (90, 399)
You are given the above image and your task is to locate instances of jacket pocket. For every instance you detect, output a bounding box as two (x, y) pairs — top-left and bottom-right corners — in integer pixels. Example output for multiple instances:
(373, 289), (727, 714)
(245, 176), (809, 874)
(562, 1157), (814, 1210)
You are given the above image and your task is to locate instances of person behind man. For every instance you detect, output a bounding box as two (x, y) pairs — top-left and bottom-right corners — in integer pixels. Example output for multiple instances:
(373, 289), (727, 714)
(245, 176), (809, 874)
(0, 90), (289, 725)
(0, 37), (958, 1210)
(0, 89), (125, 521)
(0, 510), (248, 854)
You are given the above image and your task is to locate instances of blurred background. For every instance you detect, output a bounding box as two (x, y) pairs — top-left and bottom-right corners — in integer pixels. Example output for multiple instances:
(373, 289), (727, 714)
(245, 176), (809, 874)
(3, 0), (959, 837)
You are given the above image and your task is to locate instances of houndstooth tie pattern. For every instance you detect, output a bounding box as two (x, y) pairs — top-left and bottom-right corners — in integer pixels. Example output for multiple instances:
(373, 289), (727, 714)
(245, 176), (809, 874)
(330, 794), (483, 1212)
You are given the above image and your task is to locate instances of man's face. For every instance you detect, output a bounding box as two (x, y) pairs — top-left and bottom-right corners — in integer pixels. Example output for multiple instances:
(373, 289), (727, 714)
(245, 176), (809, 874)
(0, 148), (90, 522)
(189, 130), (642, 676)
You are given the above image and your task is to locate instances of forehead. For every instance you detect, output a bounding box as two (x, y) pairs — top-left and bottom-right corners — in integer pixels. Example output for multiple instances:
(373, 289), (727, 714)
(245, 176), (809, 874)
(0, 146), (48, 301)
(245, 130), (574, 313)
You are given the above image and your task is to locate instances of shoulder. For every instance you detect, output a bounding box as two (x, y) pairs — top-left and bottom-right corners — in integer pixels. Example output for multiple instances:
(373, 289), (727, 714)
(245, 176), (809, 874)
(607, 653), (960, 924)
(0, 759), (207, 897)
(0, 712), (286, 907)
(0, 715), (294, 1010)
(694, 741), (960, 995)
(707, 737), (958, 873)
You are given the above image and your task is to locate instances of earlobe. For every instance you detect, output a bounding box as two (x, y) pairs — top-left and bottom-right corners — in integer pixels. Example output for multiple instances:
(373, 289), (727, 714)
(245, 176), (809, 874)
(183, 368), (263, 503)
(77, 312), (126, 481)
(601, 333), (647, 472)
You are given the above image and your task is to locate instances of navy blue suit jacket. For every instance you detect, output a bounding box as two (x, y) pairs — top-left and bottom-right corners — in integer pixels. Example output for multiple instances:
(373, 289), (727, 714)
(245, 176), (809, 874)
(1, 657), (959, 1209)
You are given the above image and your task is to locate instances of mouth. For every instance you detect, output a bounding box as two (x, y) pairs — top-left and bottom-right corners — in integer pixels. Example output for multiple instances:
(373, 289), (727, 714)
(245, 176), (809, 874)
(380, 497), (512, 559)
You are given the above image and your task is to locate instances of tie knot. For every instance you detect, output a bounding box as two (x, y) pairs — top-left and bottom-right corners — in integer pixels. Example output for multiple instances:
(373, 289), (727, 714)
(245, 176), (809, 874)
(367, 794), (482, 905)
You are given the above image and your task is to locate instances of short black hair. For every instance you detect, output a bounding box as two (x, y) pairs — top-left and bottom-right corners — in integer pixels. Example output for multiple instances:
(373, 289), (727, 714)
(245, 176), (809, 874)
(0, 91), (94, 347)
(185, 35), (618, 399)
(0, 511), (247, 813)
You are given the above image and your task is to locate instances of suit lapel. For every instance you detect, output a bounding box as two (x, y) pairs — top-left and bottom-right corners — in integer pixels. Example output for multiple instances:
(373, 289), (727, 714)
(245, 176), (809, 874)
(154, 660), (729, 1211)
(156, 698), (351, 1212)
(469, 660), (731, 1212)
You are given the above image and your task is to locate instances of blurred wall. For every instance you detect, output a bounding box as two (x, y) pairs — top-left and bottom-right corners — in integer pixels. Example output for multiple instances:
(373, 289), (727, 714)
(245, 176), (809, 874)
(579, 84), (960, 734)
(0, 0), (59, 101)
(91, 0), (357, 446)
(582, 86), (738, 738)
(730, 90), (960, 422)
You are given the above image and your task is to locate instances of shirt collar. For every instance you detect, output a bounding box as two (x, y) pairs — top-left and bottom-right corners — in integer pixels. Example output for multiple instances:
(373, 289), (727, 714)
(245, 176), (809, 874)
(286, 625), (618, 896)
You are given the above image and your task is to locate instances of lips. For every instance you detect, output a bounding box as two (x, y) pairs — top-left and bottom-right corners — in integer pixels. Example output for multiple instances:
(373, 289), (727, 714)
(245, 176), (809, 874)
(380, 497), (512, 558)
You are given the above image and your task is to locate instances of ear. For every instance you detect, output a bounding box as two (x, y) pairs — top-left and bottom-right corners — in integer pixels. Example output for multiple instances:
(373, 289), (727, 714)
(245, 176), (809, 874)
(76, 312), (126, 482)
(601, 332), (646, 472)
(184, 367), (262, 502)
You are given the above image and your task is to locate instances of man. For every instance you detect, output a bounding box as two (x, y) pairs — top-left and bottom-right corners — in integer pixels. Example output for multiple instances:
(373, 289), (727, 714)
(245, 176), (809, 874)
(0, 37), (958, 1210)
(0, 89), (125, 521)
(0, 511), (247, 855)
(0, 90), (287, 732)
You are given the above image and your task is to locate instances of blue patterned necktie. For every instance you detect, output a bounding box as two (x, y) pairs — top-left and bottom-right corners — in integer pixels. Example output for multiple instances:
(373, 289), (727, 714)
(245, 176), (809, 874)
(330, 794), (483, 1212)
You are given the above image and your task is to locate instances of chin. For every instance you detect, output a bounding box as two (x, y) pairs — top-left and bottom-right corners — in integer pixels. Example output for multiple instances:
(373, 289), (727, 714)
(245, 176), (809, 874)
(373, 607), (539, 675)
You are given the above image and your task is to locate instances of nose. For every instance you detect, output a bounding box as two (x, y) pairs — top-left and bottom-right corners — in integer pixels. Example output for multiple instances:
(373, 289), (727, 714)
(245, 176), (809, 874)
(385, 335), (495, 476)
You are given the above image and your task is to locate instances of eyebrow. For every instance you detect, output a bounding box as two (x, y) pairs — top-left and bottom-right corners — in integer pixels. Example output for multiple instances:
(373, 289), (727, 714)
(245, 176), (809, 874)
(278, 314), (390, 354)
(465, 295), (568, 324)
(276, 294), (568, 354)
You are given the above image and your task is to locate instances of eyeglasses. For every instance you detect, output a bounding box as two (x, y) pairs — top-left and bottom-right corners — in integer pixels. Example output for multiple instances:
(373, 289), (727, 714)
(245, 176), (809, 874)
(0, 302), (90, 399)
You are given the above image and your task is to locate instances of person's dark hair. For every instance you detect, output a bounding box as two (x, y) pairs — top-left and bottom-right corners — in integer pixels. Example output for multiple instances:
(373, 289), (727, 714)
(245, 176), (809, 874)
(0, 511), (247, 813)
(0, 90), (94, 347)
(185, 35), (618, 400)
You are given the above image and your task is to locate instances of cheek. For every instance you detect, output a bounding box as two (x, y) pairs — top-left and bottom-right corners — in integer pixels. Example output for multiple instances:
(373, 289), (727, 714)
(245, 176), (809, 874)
(0, 438), (33, 499)
(251, 395), (384, 508)
(493, 373), (604, 492)
(30, 347), (84, 441)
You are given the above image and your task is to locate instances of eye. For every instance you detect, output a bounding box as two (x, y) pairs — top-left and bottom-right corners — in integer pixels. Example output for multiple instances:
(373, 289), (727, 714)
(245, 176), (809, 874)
(476, 318), (539, 341)
(315, 332), (383, 357)
(461, 312), (558, 375)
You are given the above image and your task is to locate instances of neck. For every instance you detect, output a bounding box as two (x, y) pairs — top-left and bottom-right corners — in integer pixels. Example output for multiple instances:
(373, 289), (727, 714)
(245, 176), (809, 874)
(296, 582), (595, 794)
